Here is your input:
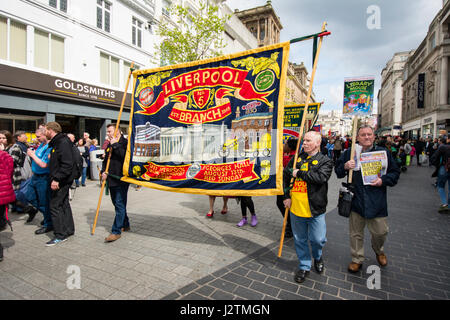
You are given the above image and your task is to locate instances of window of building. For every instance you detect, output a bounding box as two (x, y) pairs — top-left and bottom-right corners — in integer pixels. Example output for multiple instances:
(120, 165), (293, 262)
(97, 0), (111, 33)
(100, 52), (119, 87)
(0, 17), (27, 65)
(259, 20), (265, 41)
(162, 0), (171, 17)
(49, 0), (67, 13)
(123, 61), (139, 92)
(429, 32), (436, 52)
(132, 17), (143, 48)
(34, 29), (65, 73)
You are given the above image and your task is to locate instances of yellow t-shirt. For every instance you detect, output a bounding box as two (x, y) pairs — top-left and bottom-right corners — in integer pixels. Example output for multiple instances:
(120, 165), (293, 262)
(290, 157), (312, 218)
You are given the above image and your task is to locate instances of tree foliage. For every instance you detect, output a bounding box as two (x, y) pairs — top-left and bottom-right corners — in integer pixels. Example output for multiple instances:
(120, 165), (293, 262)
(153, 1), (231, 66)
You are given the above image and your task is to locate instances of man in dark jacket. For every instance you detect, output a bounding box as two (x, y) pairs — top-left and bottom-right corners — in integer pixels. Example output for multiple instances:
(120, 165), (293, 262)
(430, 136), (450, 213)
(283, 131), (333, 283)
(335, 125), (400, 273)
(45, 122), (75, 246)
(101, 124), (129, 243)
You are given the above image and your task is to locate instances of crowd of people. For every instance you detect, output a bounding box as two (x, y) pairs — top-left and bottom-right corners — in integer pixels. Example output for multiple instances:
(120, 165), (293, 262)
(0, 122), (449, 286)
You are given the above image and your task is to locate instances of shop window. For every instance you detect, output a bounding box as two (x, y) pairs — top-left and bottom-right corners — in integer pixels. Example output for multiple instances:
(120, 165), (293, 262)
(0, 118), (13, 133)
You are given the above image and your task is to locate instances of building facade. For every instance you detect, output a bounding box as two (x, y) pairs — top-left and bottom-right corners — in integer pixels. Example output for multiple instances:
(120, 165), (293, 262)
(316, 110), (353, 137)
(377, 51), (414, 136)
(0, 0), (256, 143)
(401, 1), (450, 139)
(234, 0), (315, 105)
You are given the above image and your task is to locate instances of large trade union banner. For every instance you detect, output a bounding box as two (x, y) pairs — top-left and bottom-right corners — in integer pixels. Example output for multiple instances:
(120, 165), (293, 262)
(122, 42), (290, 196)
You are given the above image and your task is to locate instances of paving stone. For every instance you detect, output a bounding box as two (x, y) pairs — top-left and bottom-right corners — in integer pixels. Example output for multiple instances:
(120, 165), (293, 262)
(277, 290), (310, 300)
(250, 282), (280, 297)
(233, 285), (264, 300)
(221, 272), (253, 287)
(210, 279), (238, 294)
(247, 271), (267, 282)
(210, 289), (234, 300)
(338, 289), (366, 300)
(327, 277), (352, 291)
(264, 276), (298, 294)
(194, 285), (216, 297)
(313, 282), (339, 296)
(296, 286), (321, 300)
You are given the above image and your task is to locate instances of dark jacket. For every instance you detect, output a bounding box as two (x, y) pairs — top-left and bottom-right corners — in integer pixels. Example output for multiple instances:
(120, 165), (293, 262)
(101, 135), (128, 188)
(335, 145), (400, 219)
(48, 133), (74, 186)
(283, 151), (333, 216)
(430, 144), (450, 168)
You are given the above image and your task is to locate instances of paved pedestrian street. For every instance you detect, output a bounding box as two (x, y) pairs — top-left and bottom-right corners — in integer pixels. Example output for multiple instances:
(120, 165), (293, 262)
(0, 164), (449, 300)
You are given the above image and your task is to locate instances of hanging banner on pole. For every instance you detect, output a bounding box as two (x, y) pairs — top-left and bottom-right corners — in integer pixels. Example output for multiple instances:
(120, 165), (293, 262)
(122, 42), (290, 196)
(283, 102), (320, 141)
(343, 76), (375, 115)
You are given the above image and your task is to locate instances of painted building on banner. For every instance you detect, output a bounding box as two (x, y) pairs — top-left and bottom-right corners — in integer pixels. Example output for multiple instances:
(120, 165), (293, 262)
(401, 0), (450, 139)
(0, 0), (257, 143)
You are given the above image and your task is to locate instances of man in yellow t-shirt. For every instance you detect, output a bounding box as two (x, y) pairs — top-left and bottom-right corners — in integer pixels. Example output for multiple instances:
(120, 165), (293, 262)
(283, 131), (333, 283)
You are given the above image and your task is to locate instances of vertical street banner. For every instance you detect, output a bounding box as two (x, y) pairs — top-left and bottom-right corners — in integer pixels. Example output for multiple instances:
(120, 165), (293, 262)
(417, 73), (425, 109)
(122, 42), (290, 196)
(283, 102), (320, 141)
(343, 76), (375, 115)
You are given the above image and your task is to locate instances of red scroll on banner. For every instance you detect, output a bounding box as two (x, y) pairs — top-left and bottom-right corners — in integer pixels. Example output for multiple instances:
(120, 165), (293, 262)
(142, 160), (259, 184)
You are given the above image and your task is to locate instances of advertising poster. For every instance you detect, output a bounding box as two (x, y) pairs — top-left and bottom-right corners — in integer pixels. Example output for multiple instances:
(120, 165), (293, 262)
(122, 42), (290, 196)
(343, 76), (375, 115)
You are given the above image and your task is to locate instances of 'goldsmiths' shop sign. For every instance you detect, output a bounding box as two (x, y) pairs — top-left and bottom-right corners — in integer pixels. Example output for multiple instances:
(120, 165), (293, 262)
(0, 64), (130, 108)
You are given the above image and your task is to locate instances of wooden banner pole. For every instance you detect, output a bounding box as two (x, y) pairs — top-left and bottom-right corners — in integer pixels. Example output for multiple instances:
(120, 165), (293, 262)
(91, 62), (135, 235)
(348, 116), (359, 183)
(278, 22), (327, 258)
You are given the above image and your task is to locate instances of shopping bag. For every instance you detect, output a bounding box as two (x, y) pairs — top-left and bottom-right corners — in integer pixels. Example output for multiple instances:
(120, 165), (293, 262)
(406, 155), (411, 166)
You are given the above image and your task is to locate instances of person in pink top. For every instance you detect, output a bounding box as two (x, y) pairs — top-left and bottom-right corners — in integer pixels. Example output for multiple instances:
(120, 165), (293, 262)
(0, 149), (16, 261)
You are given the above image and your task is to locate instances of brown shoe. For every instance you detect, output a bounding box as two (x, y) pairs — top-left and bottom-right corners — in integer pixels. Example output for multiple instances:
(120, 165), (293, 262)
(121, 227), (130, 232)
(376, 253), (388, 267)
(348, 262), (362, 273)
(104, 234), (121, 242)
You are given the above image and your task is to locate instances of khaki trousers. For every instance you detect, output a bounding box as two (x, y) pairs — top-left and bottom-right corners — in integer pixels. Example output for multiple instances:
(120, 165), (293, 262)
(349, 211), (388, 264)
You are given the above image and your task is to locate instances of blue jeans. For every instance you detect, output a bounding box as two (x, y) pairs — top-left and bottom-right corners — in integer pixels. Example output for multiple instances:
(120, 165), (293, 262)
(109, 184), (130, 235)
(75, 167), (87, 186)
(27, 174), (52, 228)
(437, 166), (450, 206)
(290, 212), (327, 271)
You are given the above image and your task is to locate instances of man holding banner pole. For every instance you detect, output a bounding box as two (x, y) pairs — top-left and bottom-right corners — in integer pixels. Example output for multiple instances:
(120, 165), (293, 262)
(101, 124), (130, 243)
(283, 131), (333, 283)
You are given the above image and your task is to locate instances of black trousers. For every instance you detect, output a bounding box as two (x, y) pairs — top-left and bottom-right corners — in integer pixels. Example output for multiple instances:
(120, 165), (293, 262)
(240, 196), (255, 217)
(50, 184), (75, 239)
(276, 195), (291, 229)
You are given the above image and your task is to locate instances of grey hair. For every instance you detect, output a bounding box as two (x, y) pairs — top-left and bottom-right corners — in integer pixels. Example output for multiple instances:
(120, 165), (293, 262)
(357, 125), (374, 135)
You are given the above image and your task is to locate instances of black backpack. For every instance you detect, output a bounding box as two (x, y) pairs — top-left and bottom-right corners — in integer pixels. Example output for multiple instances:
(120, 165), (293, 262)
(71, 143), (84, 180)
